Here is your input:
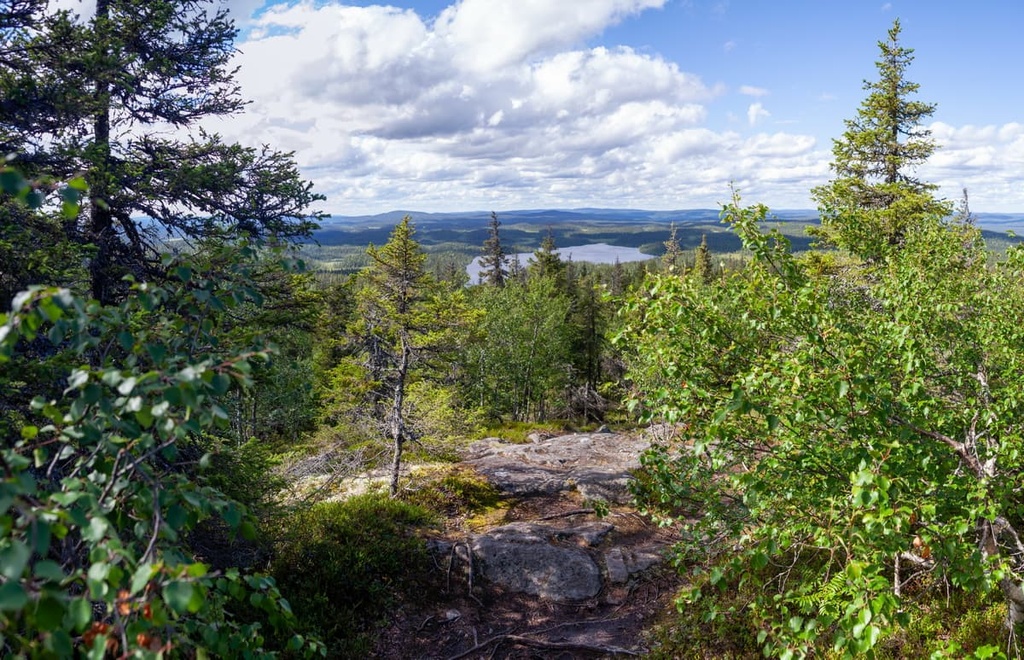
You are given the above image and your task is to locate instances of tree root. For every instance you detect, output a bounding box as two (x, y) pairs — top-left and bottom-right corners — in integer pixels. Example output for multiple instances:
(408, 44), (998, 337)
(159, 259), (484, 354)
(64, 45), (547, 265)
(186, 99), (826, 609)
(446, 633), (640, 659)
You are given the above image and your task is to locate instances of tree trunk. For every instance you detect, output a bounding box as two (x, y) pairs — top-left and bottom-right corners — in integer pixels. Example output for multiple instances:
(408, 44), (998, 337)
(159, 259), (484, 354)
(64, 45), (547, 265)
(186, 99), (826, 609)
(388, 335), (411, 497)
(89, 0), (115, 305)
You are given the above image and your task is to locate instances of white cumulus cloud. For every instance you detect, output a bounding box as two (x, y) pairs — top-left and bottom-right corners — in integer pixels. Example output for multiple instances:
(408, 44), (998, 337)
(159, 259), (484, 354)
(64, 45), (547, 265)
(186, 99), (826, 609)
(739, 85), (769, 97)
(747, 102), (771, 126)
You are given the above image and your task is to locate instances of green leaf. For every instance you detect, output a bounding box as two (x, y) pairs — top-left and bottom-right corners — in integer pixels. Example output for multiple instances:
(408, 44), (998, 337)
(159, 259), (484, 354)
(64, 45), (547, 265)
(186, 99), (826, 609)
(68, 597), (92, 631)
(34, 595), (66, 631)
(131, 562), (156, 595)
(239, 521), (257, 541)
(34, 560), (64, 583)
(186, 563), (208, 578)
(0, 169), (27, 194)
(0, 581), (28, 611)
(163, 581), (195, 614)
(83, 517), (109, 543)
(0, 540), (31, 579)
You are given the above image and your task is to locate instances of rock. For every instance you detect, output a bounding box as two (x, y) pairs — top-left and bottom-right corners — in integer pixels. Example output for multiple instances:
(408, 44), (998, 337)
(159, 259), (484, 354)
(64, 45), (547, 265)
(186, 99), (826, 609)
(463, 431), (652, 501)
(604, 548), (629, 584)
(572, 467), (636, 504)
(624, 546), (665, 574)
(469, 522), (607, 602)
(470, 463), (567, 497)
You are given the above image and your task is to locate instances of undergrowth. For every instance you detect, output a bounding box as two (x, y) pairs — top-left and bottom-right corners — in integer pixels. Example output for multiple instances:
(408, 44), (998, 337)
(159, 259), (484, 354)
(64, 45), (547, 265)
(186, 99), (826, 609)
(647, 556), (1013, 659)
(268, 494), (435, 656)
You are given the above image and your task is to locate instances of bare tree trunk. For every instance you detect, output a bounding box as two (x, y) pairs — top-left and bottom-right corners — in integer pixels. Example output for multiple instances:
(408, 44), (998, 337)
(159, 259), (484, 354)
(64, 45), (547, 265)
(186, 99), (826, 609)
(388, 335), (411, 497)
(89, 0), (115, 305)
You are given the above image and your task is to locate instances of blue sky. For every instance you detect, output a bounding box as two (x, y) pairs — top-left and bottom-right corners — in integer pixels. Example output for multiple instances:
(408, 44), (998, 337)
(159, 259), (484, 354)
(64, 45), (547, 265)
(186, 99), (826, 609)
(57, 0), (1024, 213)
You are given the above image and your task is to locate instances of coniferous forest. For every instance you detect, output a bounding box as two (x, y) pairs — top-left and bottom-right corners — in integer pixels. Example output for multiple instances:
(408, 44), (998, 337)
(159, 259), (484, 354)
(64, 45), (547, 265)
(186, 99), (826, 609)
(2, 4), (1024, 657)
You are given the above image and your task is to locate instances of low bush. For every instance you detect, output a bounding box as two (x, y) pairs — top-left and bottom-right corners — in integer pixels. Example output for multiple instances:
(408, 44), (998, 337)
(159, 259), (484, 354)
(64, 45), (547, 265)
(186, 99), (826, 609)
(270, 494), (435, 655)
(403, 467), (502, 518)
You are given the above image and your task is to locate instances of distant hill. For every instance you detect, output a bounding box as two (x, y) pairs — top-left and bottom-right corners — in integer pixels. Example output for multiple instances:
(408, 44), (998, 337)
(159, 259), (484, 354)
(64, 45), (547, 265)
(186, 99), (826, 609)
(309, 208), (1024, 255)
(318, 208), (1023, 232)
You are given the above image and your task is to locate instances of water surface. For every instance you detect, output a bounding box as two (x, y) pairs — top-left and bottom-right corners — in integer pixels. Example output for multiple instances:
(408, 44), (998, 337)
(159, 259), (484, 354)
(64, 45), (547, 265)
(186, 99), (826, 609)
(466, 243), (654, 282)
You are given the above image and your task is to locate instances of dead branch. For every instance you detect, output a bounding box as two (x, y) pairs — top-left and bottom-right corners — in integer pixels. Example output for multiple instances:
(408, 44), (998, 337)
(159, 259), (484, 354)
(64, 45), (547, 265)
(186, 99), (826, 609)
(536, 508), (595, 521)
(446, 633), (641, 660)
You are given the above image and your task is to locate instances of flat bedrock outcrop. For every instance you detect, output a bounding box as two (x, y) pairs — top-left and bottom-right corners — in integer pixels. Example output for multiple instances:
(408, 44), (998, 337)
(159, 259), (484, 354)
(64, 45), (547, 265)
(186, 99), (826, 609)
(439, 431), (676, 604)
(463, 431), (651, 503)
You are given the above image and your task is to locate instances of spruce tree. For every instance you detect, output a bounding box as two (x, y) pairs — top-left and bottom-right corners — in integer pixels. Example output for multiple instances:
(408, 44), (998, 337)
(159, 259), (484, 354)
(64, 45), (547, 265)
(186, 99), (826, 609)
(479, 211), (508, 287)
(0, 0), (323, 303)
(812, 19), (950, 261)
(693, 233), (713, 284)
(359, 217), (430, 496)
(662, 222), (683, 271)
(528, 226), (566, 288)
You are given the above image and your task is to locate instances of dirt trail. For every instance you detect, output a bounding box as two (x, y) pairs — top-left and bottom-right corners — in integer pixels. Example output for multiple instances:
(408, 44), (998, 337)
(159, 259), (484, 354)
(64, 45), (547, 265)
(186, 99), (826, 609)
(376, 430), (684, 659)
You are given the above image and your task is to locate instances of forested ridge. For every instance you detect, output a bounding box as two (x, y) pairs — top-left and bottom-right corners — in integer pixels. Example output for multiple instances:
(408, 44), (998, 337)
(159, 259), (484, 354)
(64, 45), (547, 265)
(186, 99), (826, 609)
(1, 4), (1022, 658)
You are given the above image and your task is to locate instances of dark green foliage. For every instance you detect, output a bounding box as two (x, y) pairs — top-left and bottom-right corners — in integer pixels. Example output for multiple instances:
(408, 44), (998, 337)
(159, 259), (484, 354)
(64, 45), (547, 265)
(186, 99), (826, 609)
(693, 233), (713, 284)
(201, 436), (287, 517)
(1, 0), (323, 303)
(528, 226), (567, 288)
(812, 19), (951, 260)
(270, 495), (433, 656)
(479, 211), (508, 287)
(0, 243), (324, 656)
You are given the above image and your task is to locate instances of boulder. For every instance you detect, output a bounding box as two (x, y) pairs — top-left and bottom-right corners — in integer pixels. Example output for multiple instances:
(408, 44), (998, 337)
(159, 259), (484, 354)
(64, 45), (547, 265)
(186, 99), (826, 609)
(469, 521), (613, 602)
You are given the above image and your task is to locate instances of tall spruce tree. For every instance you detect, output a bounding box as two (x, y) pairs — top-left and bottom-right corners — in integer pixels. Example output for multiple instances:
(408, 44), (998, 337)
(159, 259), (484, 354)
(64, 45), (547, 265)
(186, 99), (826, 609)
(479, 211), (508, 287)
(0, 0), (323, 303)
(355, 217), (473, 495)
(358, 217), (429, 496)
(812, 19), (950, 261)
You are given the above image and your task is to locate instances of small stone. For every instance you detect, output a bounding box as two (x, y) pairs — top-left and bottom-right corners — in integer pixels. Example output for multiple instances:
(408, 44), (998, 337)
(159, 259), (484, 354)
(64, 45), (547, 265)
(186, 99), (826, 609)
(443, 609), (461, 622)
(604, 548), (629, 584)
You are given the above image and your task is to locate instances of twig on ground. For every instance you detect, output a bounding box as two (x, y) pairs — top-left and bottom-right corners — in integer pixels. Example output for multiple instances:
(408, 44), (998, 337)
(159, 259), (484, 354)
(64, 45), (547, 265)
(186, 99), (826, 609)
(446, 634), (640, 659)
(536, 508), (595, 521)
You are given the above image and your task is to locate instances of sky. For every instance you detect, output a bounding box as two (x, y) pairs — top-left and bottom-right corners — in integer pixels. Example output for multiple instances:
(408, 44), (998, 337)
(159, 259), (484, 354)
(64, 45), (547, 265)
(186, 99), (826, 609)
(53, 0), (1024, 214)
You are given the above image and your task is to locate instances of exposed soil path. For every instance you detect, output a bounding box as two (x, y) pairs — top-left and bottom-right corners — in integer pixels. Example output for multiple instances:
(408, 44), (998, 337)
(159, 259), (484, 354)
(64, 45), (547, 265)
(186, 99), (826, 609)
(375, 429), (684, 659)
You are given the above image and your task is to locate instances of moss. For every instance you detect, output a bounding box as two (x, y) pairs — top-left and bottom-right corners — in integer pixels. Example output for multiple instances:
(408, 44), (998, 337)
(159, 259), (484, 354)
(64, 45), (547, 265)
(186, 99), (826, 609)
(877, 588), (1008, 659)
(403, 467), (501, 515)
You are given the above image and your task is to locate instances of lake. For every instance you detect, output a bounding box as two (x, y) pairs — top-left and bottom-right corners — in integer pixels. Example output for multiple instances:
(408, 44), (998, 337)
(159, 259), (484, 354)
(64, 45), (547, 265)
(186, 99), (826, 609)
(466, 243), (655, 282)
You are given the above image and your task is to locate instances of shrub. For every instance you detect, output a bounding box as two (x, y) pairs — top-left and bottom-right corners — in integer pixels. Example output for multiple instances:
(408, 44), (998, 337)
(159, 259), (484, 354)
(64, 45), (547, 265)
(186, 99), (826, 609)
(270, 494), (434, 655)
(0, 256), (324, 657)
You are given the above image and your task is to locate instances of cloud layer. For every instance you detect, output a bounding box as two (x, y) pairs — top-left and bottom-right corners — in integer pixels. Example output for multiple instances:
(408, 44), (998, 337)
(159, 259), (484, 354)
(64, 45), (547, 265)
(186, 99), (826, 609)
(205, 0), (839, 213)
(47, 1), (1024, 213)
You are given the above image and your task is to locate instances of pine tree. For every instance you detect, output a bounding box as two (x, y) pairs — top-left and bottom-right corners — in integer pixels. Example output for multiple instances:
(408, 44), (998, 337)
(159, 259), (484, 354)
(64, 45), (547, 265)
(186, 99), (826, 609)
(0, 0), (323, 303)
(356, 217), (474, 495)
(479, 211), (508, 287)
(610, 257), (625, 296)
(811, 19), (950, 261)
(662, 222), (683, 271)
